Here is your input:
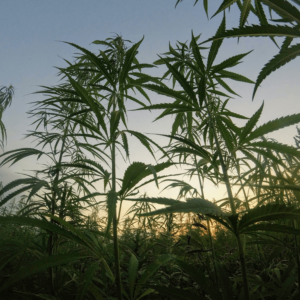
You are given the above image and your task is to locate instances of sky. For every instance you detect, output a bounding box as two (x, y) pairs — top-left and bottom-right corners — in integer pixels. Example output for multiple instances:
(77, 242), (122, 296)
(1, 0), (300, 213)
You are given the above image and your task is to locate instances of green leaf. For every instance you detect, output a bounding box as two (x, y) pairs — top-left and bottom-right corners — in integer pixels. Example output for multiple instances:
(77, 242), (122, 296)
(159, 57), (198, 105)
(211, 51), (253, 74)
(175, 259), (217, 298)
(239, 203), (300, 231)
(216, 70), (254, 84)
(119, 37), (144, 84)
(216, 262), (233, 300)
(76, 262), (99, 300)
(134, 254), (173, 298)
(261, 0), (300, 23)
(241, 223), (300, 235)
(250, 141), (300, 158)
(239, 102), (264, 143)
(128, 254), (139, 299)
(212, 0), (238, 18)
(139, 198), (228, 217)
(64, 42), (115, 86)
(253, 43), (300, 98)
(125, 197), (180, 206)
(207, 14), (226, 71)
(204, 25), (300, 43)
(0, 252), (88, 292)
(146, 285), (200, 300)
(139, 84), (194, 106)
(110, 110), (121, 139)
(191, 31), (206, 75)
(161, 134), (212, 161)
(106, 190), (118, 235)
(240, 0), (252, 27)
(245, 112), (300, 142)
(120, 162), (172, 196)
(0, 148), (46, 167)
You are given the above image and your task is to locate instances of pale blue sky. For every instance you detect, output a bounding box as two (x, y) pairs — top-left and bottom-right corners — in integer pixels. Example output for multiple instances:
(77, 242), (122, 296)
(1, 1), (300, 203)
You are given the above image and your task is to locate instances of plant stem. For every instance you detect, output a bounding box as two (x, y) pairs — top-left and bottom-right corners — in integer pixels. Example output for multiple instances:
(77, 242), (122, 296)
(48, 118), (70, 296)
(194, 155), (219, 288)
(204, 96), (250, 299)
(111, 131), (123, 300)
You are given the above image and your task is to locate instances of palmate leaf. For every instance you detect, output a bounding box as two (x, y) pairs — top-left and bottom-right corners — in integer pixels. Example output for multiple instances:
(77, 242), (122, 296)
(0, 178), (39, 198)
(106, 190), (118, 235)
(214, 76), (240, 96)
(254, 184), (300, 192)
(128, 254), (139, 299)
(0, 148), (46, 167)
(0, 184), (38, 208)
(67, 75), (107, 133)
(138, 84), (194, 106)
(0, 216), (89, 248)
(64, 42), (115, 87)
(146, 285), (200, 300)
(240, 0), (252, 27)
(125, 130), (168, 159)
(0, 252), (88, 292)
(134, 254), (173, 298)
(191, 32), (206, 75)
(239, 102), (264, 143)
(125, 197), (180, 206)
(244, 112), (300, 143)
(161, 134), (211, 161)
(159, 56), (198, 105)
(204, 25), (300, 44)
(207, 14), (226, 71)
(175, 259), (218, 298)
(119, 37), (144, 84)
(210, 51), (253, 74)
(119, 162), (172, 197)
(216, 70), (254, 83)
(216, 118), (235, 153)
(110, 110), (121, 139)
(261, 0), (300, 23)
(76, 262), (99, 300)
(212, 0), (238, 18)
(253, 43), (300, 98)
(240, 223), (300, 235)
(249, 141), (300, 158)
(238, 203), (300, 231)
(138, 198), (227, 217)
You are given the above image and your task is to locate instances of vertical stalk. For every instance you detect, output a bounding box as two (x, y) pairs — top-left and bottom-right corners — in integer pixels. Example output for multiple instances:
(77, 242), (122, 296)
(285, 190), (300, 292)
(204, 96), (250, 300)
(111, 129), (123, 300)
(194, 155), (219, 288)
(48, 118), (70, 296)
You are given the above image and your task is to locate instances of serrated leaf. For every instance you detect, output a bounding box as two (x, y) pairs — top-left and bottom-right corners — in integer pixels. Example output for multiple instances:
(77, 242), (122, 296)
(239, 203), (300, 231)
(139, 198), (228, 217)
(245, 112), (300, 142)
(134, 254), (173, 298)
(240, 0), (252, 27)
(241, 223), (300, 235)
(204, 25), (300, 44)
(261, 0), (300, 23)
(0, 252), (88, 292)
(253, 43), (300, 98)
(239, 102), (264, 143)
(207, 14), (226, 71)
(128, 254), (139, 299)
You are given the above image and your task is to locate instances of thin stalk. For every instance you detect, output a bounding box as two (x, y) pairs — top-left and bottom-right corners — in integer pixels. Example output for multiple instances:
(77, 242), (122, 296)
(194, 155), (219, 288)
(285, 190), (300, 292)
(204, 96), (250, 299)
(48, 118), (70, 296)
(111, 130), (123, 300)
